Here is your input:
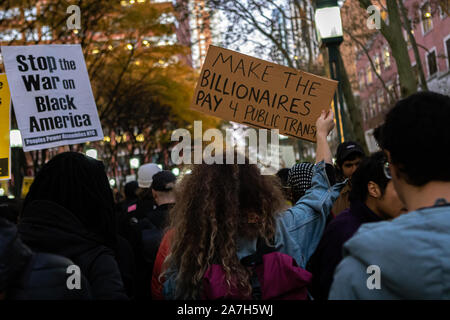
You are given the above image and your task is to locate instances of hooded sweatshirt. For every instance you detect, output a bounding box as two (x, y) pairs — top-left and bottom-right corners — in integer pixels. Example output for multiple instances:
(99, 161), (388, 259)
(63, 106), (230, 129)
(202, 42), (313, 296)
(329, 202), (450, 299)
(1, 217), (91, 300)
(308, 201), (382, 300)
(18, 200), (128, 300)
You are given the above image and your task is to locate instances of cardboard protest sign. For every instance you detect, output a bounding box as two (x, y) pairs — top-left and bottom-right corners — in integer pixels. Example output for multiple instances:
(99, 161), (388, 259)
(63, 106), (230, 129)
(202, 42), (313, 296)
(1, 44), (103, 151)
(0, 74), (11, 180)
(190, 46), (338, 142)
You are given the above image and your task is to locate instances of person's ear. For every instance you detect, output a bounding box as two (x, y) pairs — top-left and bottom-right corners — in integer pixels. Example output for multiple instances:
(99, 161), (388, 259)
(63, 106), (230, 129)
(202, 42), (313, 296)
(367, 181), (381, 198)
(151, 189), (157, 201)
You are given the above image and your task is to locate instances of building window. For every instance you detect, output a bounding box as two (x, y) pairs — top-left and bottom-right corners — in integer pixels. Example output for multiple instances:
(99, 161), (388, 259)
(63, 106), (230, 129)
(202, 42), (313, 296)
(359, 70), (365, 90)
(366, 65), (373, 84)
(24, 7), (37, 21)
(374, 95), (379, 115)
(0, 29), (22, 41)
(374, 55), (381, 74)
(25, 29), (39, 41)
(2, 7), (20, 19)
(440, 1), (449, 18)
(377, 90), (384, 111)
(369, 97), (375, 117)
(41, 26), (52, 41)
(446, 38), (450, 70)
(427, 50), (438, 77)
(387, 83), (394, 104)
(421, 2), (433, 34)
(383, 47), (391, 69)
(395, 75), (401, 98)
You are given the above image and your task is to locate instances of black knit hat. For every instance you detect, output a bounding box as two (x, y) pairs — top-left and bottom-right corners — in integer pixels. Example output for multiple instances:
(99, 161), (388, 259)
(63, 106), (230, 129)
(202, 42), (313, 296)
(151, 170), (176, 192)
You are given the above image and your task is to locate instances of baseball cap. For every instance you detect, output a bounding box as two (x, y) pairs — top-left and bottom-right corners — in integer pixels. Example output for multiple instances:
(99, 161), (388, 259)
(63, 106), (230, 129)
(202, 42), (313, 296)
(137, 163), (161, 188)
(151, 170), (176, 192)
(335, 141), (365, 165)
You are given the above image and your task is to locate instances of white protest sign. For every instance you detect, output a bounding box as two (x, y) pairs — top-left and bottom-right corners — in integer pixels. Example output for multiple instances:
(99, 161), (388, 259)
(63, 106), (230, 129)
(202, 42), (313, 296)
(1, 44), (103, 151)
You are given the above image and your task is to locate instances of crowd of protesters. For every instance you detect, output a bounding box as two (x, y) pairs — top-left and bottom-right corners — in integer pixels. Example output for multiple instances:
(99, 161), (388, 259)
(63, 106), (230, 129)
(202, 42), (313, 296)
(0, 91), (449, 300)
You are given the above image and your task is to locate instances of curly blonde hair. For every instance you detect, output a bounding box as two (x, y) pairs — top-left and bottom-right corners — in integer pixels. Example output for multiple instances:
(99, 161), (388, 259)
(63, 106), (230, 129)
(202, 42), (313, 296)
(163, 154), (287, 299)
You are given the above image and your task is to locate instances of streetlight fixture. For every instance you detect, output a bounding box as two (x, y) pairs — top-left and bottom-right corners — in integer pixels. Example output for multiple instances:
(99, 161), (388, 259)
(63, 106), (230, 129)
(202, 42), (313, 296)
(315, 0), (346, 143)
(171, 167), (180, 176)
(130, 157), (140, 169)
(10, 129), (23, 198)
(10, 129), (22, 148)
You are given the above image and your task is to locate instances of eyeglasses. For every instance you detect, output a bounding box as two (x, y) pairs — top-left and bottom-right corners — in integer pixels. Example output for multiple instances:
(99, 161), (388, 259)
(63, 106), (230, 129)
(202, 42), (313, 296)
(383, 162), (392, 180)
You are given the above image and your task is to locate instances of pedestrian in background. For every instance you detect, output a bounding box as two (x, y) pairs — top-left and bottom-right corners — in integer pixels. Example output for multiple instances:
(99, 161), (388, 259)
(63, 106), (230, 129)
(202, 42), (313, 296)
(332, 141), (366, 216)
(308, 151), (405, 300)
(157, 110), (345, 300)
(330, 92), (450, 299)
(18, 152), (133, 299)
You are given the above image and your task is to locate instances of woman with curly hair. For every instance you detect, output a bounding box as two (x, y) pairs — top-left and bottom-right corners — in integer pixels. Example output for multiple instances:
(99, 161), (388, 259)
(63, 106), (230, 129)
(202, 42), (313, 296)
(157, 110), (345, 300)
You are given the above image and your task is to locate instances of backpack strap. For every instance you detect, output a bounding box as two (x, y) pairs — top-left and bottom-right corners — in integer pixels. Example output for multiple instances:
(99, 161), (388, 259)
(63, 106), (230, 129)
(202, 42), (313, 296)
(240, 237), (275, 267)
(239, 237), (276, 300)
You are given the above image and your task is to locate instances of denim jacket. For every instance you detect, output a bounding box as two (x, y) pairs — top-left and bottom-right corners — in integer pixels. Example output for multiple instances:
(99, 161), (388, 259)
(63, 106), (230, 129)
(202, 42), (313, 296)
(163, 160), (346, 299)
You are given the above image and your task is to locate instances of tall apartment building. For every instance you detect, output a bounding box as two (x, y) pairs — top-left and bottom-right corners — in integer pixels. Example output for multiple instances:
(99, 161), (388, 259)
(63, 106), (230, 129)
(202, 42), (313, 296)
(270, 1), (323, 162)
(190, 0), (212, 69)
(354, 0), (449, 152)
(271, 0), (320, 69)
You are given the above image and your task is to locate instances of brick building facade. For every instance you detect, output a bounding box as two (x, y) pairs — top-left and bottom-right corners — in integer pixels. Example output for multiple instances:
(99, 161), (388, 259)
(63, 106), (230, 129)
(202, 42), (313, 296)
(354, 0), (449, 151)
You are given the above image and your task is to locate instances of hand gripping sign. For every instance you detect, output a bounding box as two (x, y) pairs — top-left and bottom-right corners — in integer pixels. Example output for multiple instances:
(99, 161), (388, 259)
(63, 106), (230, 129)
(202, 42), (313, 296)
(190, 46), (338, 143)
(1, 44), (104, 151)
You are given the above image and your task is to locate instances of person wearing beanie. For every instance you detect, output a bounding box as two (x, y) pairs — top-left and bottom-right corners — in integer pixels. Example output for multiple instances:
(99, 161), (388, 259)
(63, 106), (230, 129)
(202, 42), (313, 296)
(141, 170), (177, 297)
(137, 164), (162, 189)
(135, 163), (162, 221)
(332, 141), (366, 216)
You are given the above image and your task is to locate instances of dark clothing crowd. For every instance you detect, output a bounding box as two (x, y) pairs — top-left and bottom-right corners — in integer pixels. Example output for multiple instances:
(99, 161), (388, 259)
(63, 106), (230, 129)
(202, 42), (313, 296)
(1, 91), (449, 300)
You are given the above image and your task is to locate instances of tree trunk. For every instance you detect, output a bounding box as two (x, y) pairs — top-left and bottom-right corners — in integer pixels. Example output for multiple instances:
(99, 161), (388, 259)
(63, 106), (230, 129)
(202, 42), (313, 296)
(337, 49), (370, 154)
(358, 0), (418, 97)
(398, 0), (429, 91)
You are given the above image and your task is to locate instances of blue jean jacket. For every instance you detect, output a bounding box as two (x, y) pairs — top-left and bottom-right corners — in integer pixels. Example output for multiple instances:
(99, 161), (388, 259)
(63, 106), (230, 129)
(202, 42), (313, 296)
(163, 160), (346, 299)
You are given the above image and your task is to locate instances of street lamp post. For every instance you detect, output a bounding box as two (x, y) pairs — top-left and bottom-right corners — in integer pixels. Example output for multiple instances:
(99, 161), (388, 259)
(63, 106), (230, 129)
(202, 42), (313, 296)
(315, 0), (346, 143)
(10, 129), (23, 198)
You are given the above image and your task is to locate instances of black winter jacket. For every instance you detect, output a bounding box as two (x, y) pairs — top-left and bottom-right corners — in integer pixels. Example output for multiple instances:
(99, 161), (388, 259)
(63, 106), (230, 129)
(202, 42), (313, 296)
(18, 200), (130, 300)
(0, 217), (91, 300)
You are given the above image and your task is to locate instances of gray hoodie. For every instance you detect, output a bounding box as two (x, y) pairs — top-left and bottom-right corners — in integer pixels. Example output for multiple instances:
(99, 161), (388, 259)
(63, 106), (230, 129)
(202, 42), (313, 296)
(329, 203), (450, 299)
